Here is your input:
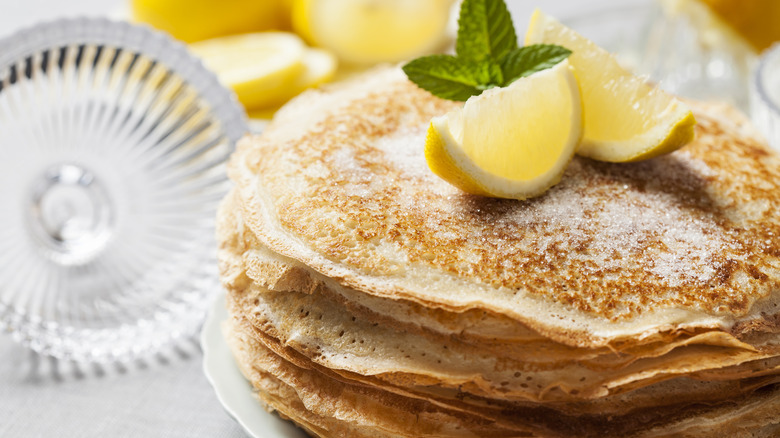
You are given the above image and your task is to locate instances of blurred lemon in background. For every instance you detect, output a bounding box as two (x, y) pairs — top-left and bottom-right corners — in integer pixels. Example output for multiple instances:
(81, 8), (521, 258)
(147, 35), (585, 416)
(245, 47), (337, 118)
(132, 0), (453, 114)
(267, 47), (337, 105)
(695, 0), (780, 52)
(190, 32), (337, 111)
(293, 0), (454, 65)
(664, 0), (780, 53)
(131, 0), (290, 43)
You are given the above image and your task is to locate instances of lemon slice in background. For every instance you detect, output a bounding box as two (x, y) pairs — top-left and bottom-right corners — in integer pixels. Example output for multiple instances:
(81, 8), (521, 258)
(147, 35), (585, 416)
(292, 0), (454, 65)
(266, 47), (337, 108)
(526, 10), (696, 163)
(190, 32), (306, 110)
(131, 0), (290, 43)
(245, 48), (338, 119)
(425, 60), (582, 200)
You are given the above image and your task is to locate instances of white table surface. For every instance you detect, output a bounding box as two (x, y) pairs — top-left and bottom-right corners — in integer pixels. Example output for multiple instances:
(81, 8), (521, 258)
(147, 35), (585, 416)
(0, 335), (247, 437)
(0, 1), (645, 437)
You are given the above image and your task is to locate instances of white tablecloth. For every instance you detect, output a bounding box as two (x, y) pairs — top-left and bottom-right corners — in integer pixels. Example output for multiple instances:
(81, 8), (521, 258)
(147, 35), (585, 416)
(0, 334), (247, 437)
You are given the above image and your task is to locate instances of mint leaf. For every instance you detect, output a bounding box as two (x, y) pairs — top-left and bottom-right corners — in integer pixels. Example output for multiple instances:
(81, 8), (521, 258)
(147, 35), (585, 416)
(500, 44), (572, 86)
(484, 60), (504, 88)
(456, 0), (518, 63)
(403, 55), (499, 101)
(402, 0), (571, 102)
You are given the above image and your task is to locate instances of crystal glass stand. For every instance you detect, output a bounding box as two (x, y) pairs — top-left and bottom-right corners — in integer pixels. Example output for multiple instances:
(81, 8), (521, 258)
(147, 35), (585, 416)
(0, 18), (247, 362)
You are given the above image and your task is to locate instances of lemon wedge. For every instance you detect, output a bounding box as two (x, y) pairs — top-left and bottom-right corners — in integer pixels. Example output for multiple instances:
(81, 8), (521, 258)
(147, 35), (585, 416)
(526, 10), (696, 163)
(425, 60), (582, 200)
(292, 0), (454, 65)
(190, 32), (306, 110)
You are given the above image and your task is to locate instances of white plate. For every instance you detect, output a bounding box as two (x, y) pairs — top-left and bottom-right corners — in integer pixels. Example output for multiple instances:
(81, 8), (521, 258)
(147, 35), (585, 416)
(201, 293), (309, 438)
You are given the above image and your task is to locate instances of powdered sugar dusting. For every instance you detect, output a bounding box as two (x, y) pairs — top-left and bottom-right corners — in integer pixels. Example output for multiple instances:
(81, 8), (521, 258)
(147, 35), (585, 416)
(462, 154), (733, 289)
(531, 169), (727, 287)
(374, 127), (430, 178)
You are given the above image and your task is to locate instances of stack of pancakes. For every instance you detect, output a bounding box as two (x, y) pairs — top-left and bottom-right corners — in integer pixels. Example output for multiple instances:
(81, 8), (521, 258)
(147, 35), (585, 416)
(217, 68), (780, 437)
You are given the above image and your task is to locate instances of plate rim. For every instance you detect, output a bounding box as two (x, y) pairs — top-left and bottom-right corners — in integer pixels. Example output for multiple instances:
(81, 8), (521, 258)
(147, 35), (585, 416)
(200, 292), (308, 438)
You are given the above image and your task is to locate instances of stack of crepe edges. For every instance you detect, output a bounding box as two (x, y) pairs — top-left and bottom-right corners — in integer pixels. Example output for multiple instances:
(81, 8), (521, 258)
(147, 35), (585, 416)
(217, 69), (780, 437)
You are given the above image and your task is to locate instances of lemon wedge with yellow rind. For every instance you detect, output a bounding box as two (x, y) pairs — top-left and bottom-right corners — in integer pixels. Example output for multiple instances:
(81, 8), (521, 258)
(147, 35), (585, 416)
(425, 60), (582, 200)
(525, 9), (696, 163)
(190, 32), (306, 110)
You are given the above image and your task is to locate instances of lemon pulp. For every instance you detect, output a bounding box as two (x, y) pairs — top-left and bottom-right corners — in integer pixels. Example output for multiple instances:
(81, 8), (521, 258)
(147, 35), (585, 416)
(425, 60), (582, 200)
(525, 9), (696, 163)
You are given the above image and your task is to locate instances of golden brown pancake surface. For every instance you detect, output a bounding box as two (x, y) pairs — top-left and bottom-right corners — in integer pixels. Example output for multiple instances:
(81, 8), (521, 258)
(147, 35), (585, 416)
(229, 69), (780, 347)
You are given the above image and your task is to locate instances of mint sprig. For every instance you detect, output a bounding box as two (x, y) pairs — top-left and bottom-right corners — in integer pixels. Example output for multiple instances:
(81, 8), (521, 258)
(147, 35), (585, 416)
(403, 55), (502, 101)
(402, 0), (571, 101)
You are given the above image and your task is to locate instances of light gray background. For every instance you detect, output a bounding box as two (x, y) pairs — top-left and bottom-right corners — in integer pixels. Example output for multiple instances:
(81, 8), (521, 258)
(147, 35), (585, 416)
(0, 1), (645, 437)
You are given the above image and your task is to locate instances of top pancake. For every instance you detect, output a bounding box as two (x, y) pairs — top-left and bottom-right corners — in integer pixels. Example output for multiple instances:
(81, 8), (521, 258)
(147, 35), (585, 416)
(229, 68), (780, 347)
